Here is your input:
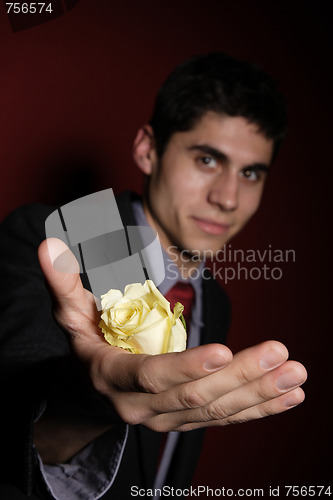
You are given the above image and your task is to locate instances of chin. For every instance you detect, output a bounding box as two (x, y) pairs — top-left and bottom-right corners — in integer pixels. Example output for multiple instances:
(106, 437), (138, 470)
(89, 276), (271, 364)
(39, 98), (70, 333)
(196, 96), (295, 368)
(168, 233), (229, 259)
(181, 243), (223, 260)
(192, 237), (229, 253)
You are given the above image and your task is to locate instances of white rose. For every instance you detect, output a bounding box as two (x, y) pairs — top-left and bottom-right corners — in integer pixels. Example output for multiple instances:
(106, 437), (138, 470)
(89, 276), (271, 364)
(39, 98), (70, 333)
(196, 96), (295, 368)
(99, 280), (187, 355)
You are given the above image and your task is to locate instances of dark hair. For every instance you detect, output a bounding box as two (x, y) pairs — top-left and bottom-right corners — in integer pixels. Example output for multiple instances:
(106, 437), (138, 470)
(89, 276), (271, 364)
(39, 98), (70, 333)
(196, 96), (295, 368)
(149, 53), (287, 160)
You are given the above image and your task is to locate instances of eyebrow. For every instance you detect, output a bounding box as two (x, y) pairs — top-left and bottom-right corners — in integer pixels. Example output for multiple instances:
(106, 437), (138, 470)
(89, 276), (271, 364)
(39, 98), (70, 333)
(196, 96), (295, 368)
(188, 144), (270, 173)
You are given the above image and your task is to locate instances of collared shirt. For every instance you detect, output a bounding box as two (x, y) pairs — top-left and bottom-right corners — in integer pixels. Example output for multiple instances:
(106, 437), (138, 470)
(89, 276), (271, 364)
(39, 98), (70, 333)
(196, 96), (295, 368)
(133, 200), (204, 496)
(39, 198), (204, 499)
(133, 198), (204, 350)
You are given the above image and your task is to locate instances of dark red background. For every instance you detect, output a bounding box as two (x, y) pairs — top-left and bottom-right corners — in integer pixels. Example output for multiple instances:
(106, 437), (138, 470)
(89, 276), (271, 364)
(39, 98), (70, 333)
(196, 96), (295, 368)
(1, 0), (331, 493)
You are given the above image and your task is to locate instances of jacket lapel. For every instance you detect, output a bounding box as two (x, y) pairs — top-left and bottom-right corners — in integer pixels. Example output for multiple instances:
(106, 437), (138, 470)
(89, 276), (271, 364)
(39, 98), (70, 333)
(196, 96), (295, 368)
(201, 269), (231, 345)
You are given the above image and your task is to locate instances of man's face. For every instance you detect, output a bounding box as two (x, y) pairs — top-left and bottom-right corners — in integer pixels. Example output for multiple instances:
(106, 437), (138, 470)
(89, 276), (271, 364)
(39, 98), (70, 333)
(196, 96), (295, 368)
(143, 112), (274, 259)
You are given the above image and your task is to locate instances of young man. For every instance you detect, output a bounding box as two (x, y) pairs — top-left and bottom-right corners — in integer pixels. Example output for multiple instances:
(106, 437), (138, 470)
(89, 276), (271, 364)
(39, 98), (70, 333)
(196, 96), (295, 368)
(0, 54), (307, 499)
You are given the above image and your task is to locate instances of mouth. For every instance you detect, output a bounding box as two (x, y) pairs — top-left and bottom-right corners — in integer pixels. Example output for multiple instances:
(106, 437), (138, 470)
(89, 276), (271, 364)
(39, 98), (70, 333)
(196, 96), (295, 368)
(191, 216), (231, 236)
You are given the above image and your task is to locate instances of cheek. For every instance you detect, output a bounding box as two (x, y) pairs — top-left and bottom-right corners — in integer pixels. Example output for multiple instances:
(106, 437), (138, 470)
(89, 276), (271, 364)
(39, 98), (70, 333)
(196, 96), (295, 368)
(160, 167), (201, 206)
(172, 167), (209, 203)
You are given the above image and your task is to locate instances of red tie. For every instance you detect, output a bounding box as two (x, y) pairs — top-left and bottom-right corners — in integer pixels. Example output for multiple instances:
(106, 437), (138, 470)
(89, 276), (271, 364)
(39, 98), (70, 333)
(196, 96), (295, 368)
(165, 281), (195, 333)
(156, 282), (195, 471)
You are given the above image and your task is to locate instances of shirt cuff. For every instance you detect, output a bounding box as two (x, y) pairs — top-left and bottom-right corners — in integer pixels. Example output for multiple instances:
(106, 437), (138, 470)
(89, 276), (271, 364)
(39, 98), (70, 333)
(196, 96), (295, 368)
(37, 424), (128, 500)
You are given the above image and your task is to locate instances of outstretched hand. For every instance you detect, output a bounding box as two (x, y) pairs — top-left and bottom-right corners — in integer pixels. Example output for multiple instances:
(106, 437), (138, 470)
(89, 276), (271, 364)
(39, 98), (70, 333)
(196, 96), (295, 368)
(38, 238), (307, 434)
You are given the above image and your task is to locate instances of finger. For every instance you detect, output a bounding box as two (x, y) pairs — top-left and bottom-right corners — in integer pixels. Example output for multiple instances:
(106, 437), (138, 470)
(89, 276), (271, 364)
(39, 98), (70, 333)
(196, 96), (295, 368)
(101, 340), (288, 424)
(143, 360), (307, 431)
(206, 340), (290, 396)
(174, 387), (306, 431)
(100, 343), (291, 425)
(91, 344), (233, 425)
(187, 340), (290, 403)
(165, 340), (289, 397)
(134, 340), (289, 415)
(101, 343), (233, 395)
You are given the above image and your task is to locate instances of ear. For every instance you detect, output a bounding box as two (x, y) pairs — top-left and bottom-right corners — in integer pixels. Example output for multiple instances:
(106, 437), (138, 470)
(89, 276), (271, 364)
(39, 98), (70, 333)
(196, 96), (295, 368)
(132, 125), (157, 175)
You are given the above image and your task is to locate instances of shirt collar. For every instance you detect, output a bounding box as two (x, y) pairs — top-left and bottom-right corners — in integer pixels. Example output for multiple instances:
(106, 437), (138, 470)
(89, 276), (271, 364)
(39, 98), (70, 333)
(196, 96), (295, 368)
(131, 199), (204, 298)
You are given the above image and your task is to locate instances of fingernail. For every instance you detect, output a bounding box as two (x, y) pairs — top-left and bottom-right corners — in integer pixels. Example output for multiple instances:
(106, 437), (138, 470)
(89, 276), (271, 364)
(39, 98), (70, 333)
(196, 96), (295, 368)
(283, 394), (301, 408)
(204, 355), (228, 371)
(260, 349), (285, 370)
(47, 238), (79, 274)
(276, 371), (301, 391)
(46, 238), (65, 265)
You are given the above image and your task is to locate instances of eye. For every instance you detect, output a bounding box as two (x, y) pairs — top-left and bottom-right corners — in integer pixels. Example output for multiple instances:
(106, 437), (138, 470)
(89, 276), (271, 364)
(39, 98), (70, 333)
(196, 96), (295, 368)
(198, 156), (218, 169)
(240, 168), (259, 182)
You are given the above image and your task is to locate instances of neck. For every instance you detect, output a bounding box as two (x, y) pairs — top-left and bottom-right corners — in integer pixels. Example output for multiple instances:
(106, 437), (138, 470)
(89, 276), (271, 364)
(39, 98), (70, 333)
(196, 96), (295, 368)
(142, 201), (202, 280)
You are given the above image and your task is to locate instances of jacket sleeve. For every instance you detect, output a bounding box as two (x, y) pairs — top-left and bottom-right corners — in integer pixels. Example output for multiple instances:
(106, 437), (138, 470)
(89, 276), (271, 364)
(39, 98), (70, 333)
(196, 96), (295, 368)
(0, 204), (69, 493)
(0, 205), (125, 498)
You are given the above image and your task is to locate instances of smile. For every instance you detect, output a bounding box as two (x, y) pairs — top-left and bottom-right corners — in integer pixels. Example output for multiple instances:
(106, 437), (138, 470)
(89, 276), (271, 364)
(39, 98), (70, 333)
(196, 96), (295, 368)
(192, 216), (231, 235)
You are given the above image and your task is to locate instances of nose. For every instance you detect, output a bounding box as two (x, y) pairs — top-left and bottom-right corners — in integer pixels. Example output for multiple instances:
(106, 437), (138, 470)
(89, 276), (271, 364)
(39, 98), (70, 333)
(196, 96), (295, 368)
(207, 171), (239, 211)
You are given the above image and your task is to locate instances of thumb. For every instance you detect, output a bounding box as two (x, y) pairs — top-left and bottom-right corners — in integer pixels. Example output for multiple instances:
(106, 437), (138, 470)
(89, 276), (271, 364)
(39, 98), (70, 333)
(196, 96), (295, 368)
(38, 238), (99, 337)
(38, 238), (82, 304)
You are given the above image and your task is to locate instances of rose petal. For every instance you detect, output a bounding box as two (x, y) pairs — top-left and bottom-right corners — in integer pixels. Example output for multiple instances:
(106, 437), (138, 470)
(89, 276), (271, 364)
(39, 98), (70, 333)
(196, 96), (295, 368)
(143, 280), (173, 318)
(103, 331), (137, 353)
(127, 316), (172, 355)
(128, 304), (168, 334)
(101, 289), (123, 310)
(168, 318), (187, 353)
(123, 283), (146, 299)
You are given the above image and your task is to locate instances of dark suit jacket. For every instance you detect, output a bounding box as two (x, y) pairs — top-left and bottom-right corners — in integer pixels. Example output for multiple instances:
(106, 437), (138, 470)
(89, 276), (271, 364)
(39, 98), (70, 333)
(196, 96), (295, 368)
(0, 191), (231, 499)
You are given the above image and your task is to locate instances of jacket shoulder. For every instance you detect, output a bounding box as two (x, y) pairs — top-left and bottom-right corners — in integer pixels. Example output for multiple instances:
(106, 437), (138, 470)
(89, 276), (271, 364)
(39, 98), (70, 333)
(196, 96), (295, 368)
(1, 203), (56, 242)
